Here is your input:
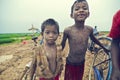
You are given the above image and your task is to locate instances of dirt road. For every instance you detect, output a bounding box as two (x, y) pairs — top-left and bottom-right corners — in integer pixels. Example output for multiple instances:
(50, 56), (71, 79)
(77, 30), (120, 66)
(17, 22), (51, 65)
(0, 38), (94, 80)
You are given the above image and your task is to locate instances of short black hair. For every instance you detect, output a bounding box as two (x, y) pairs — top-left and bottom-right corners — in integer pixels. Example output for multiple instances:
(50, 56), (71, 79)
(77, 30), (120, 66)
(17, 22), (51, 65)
(41, 18), (59, 34)
(71, 0), (88, 14)
(77, 0), (86, 2)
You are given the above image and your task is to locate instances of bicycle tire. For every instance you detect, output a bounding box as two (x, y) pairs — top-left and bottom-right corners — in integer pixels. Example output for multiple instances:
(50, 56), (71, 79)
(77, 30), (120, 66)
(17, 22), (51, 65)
(89, 49), (112, 80)
(89, 37), (112, 80)
(96, 37), (112, 50)
(98, 37), (112, 80)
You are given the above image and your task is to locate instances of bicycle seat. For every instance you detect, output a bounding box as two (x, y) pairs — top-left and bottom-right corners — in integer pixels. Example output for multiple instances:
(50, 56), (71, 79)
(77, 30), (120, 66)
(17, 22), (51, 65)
(32, 36), (38, 41)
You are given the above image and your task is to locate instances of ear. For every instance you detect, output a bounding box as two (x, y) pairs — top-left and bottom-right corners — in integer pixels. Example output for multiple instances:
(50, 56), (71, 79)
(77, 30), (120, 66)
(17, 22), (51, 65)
(87, 12), (90, 17)
(41, 32), (43, 36)
(70, 13), (73, 18)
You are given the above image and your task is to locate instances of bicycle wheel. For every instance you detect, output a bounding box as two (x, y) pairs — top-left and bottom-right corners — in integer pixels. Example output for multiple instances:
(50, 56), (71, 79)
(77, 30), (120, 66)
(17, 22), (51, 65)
(95, 37), (112, 50)
(89, 49), (112, 80)
(89, 37), (112, 80)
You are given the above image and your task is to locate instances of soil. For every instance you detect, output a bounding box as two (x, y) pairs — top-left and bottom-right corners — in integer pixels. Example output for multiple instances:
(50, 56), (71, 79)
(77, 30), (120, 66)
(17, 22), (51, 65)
(0, 35), (95, 80)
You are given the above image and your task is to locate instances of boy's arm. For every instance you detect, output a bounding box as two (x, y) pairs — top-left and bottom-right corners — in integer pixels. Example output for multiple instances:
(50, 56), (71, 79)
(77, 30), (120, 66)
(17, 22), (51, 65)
(90, 31), (109, 53)
(111, 38), (120, 69)
(110, 38), (120, 80)
(61, 29), (68, 50)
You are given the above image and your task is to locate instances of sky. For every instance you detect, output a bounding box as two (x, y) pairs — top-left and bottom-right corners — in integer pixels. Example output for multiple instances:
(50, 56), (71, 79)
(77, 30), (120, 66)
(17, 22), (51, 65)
(0, 0), (120, 33)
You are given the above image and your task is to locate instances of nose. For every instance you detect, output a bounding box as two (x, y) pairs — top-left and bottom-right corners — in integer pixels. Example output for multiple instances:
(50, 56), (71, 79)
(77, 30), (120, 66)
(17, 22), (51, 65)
(79, 8), (84, 12)
(49, 33), (54, 37)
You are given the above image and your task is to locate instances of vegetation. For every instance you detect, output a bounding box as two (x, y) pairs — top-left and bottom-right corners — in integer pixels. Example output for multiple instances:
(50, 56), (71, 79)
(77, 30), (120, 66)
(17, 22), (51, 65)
(0, 33), (39, 44)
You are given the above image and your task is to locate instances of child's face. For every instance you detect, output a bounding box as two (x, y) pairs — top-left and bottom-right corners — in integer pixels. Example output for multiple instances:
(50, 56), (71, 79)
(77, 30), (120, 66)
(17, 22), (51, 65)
(71, 1), (89, 21)
(43, 25), (59, 45)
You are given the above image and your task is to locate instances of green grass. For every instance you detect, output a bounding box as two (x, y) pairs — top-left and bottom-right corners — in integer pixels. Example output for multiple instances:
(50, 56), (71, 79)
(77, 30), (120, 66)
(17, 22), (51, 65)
(0, 33), (39, 44)
(0, 38), (15, 44)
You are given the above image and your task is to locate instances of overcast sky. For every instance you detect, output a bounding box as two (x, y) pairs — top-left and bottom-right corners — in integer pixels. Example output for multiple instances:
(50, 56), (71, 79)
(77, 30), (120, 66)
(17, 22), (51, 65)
(0, 0), (120, 33)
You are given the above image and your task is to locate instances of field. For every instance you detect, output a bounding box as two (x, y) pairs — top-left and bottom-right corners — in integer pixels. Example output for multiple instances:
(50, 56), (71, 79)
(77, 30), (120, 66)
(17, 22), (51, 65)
(0, 33), (29, 44)
(0, 32), (109, 80)
(0, 33), (40, 45)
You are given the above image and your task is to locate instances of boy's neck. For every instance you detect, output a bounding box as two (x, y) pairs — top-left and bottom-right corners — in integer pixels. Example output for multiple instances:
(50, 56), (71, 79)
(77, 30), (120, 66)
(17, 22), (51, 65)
(44, 42), (56, 47)
(74, 21), (85, 29)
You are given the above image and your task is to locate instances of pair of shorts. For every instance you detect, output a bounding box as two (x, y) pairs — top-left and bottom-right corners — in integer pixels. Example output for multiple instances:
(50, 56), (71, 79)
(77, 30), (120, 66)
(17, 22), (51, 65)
(64, 62), (85, 80)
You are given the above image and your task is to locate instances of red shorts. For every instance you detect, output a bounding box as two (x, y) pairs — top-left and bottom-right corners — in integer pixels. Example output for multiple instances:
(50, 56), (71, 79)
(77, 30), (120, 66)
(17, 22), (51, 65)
(39, 74), (59, 80)
(64, 62), (85, 80)
(109, 10), (120, 39)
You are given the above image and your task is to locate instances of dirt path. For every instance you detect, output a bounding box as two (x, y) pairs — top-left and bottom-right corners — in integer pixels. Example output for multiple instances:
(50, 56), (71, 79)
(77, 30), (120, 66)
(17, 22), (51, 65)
(0, 39), (94, 80)
(0, 40), (34, 80)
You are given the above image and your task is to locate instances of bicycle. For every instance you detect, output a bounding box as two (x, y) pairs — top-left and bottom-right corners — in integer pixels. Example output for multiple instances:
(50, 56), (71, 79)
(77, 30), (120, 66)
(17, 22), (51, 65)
(19, 37), (38, 80)
(19, 26), (40, 80)
(88, 26), (112, 80)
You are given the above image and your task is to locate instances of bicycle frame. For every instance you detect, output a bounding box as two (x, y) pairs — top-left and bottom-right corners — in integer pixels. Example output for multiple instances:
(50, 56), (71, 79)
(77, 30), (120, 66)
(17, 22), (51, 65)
(88, 26), (112, 80)
(19, 37), (38, 80)
(93, 52), (112, 80)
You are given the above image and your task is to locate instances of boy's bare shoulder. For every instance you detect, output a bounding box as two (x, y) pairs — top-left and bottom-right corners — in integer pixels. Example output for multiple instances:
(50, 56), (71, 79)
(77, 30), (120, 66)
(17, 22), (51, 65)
(85, 25), (93, 32)
(64, 26), (72, 33)
(64, 26), (72, 31)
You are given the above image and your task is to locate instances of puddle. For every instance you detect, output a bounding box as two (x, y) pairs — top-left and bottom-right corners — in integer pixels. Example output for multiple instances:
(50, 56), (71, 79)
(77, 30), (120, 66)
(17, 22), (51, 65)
(0, 55), (13, 63)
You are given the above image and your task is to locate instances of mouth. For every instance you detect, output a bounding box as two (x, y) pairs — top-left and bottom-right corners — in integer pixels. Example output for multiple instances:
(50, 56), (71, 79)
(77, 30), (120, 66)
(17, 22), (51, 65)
(47, 39), (55, 44)
(78, 14), (85, 18)
(48, 39), (55, 42)
(77, 14), (87, 20)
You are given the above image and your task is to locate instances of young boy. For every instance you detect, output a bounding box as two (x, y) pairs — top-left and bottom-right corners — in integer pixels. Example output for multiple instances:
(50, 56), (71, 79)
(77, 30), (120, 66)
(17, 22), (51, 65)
(29, 18), (64, 80)
(61, 0), (109, 80)
(109, 10), (120, 80)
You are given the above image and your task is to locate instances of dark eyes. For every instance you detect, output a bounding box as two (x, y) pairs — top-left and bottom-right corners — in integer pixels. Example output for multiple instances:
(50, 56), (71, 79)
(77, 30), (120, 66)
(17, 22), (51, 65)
(74, 7), (88, 11)
(53, 32), (57, 34)
(75, 8), (79, 11)
(45, 31), (57, 34)
(83, 7), (88, 10)
(45, 31), (50, 34)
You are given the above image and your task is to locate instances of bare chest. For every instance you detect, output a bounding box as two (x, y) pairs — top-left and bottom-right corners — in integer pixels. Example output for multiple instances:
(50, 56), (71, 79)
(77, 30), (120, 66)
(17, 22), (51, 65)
(45, 48), (57, 73)
(69, 30), (90, 42)
(45, 49), (56, 60)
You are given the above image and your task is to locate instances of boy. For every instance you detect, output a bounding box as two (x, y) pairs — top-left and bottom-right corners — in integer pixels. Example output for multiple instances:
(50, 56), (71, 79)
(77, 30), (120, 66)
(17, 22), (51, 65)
(109, 10), (120, 80)
(61, 0), (109, 80)
(30, 18), (64, 80)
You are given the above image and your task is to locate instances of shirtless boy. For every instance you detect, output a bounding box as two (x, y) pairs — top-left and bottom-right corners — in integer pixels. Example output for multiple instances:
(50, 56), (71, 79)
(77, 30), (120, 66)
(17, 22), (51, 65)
(61, 0), (109, 80)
